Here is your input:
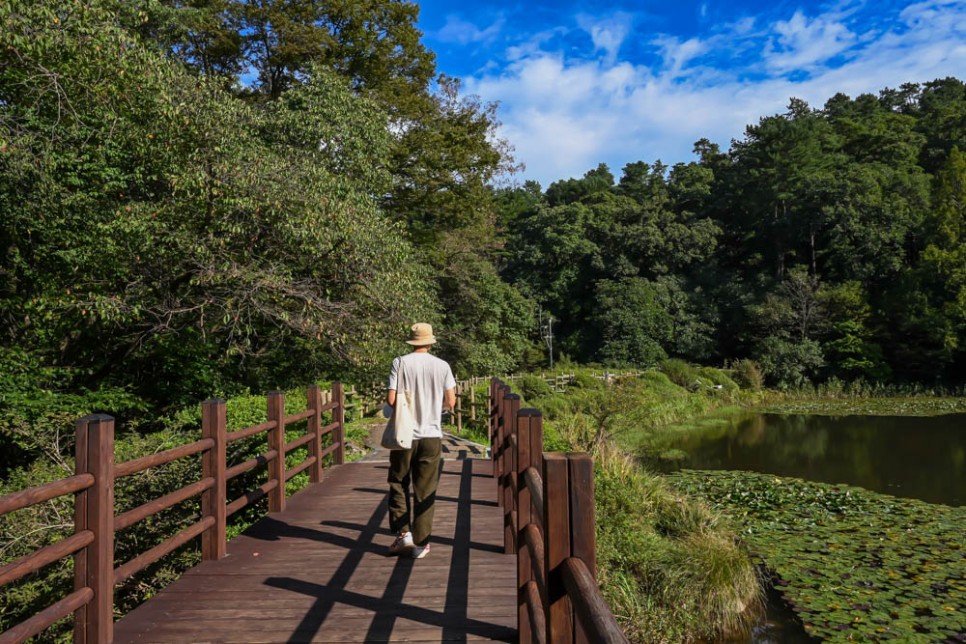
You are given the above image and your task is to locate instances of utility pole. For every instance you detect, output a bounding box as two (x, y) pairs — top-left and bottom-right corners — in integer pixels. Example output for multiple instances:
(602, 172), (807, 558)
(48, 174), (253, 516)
(540, 310), (554, 370)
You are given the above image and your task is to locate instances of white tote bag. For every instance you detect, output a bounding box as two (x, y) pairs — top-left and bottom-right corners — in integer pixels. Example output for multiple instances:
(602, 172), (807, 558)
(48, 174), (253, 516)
(381, 357), (418, 450)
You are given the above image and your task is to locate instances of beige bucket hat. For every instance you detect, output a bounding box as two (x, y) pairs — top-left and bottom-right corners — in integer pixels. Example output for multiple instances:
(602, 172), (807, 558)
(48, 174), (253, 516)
(406, 322), (437, 346)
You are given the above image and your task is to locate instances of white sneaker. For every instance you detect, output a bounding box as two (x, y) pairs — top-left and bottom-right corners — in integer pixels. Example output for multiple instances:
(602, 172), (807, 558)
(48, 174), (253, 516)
(388, 532), (414, 556)
(411, 543), (430, 559)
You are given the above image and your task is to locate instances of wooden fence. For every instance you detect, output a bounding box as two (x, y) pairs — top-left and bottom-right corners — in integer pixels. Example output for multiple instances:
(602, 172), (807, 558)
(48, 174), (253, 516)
(340, 371), (633, 436)
(490, 378), (628, 644)
(336, 376), (489, 436)
(0, 384), (345, 644)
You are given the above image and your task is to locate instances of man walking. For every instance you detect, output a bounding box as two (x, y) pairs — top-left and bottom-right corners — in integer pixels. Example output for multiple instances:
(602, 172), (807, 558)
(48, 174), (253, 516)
(386, 323), (456, 559)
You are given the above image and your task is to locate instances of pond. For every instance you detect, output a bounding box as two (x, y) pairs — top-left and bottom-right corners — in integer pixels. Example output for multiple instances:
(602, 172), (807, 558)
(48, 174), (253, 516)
(657, 413), (966, 642)
(658, 412), (966, 506)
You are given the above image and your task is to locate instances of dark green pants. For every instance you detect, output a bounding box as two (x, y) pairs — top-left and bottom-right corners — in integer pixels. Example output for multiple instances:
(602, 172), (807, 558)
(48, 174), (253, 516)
(388, 437), (442, 547)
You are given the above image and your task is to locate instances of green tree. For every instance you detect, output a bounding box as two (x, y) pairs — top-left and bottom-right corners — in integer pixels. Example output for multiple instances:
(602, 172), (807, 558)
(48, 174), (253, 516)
(820, 281), (890, 380)
(0, 1), (436, 409)
(914, 147), (966, 374)
(592, 278), (673, 366)
(730, 99), (846, 278)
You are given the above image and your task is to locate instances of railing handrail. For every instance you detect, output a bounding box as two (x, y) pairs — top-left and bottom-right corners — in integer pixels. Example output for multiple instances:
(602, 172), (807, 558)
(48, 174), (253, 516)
(0, 383), (346, 644)
(490, 377), (628, 644)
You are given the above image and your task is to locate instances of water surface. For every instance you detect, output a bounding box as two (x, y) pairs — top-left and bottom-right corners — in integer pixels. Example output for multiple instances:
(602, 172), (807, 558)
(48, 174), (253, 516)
(661, 413), (965, 506)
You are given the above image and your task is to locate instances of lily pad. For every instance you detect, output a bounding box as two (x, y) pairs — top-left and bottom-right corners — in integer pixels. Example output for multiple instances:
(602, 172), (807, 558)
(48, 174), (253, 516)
(669, 470), (966, 642)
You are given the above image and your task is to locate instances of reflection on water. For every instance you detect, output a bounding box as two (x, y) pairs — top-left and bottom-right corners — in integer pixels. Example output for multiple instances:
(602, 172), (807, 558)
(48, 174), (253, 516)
(660, 413), (966, 506)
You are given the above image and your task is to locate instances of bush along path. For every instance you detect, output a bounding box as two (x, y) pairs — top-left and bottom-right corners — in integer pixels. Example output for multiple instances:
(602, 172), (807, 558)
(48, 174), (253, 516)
(669, 470), (966, 642)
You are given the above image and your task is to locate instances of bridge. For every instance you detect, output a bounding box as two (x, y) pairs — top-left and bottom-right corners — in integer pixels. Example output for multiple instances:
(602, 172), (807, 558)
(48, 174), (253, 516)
(0, 381), (626, 643)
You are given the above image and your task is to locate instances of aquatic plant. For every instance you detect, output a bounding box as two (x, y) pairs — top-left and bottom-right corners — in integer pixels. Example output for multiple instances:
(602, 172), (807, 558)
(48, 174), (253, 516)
(668, 470), (966, 642)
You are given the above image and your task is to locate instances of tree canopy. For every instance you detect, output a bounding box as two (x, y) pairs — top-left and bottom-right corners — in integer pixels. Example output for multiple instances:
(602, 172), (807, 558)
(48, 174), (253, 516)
(3, 0), (966, 435)
(497, 79), (966, 387)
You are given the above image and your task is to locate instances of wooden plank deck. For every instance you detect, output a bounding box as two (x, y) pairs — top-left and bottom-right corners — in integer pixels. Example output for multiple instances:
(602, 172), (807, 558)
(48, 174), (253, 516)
(114, 458), (516, 643)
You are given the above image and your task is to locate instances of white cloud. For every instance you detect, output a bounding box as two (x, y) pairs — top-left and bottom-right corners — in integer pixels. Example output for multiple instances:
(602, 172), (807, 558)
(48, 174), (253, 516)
(437, 15), (505, 45)
(576, 12), (634, 63)
(652, 35), (708, 77)
(764, 10), (858, 71)
(900, 0), (966, 30)
(463, 2), (966, 186)
(732, 16), (757, 35)
(506, 28), (567, 62)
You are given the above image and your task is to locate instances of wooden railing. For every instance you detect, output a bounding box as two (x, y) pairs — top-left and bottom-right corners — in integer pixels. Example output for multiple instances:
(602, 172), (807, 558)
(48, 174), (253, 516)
(490, 378), (628, 644)
(0, 384), (345, 644)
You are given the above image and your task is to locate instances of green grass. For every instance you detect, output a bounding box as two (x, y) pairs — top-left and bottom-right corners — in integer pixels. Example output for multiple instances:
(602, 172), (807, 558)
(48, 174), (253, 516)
(595, 451), (763, 642)
(509, 365), (765, 642)
(343, 417), (377, 461)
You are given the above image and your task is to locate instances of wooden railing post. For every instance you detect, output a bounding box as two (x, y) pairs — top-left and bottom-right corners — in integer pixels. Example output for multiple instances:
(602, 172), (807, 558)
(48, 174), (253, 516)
(267, 391), (286, 513)
(455, 383), (463, 434)
(73, 418), (90, 644)
(347, 385), (356, 421)
(543, 452), (574, 644)
(492, 382), (506, 506)
(76, 415), (115, 644)
(568, 453), (596, 644)
(497, 385), (512, 514)
(201, 400), (227, 561)
(332, 381), (345, 465)
(470, 385), (477, 422)
(503, 393), (521, 555)
(307, 385), (324, 482)
(491, 380), (504, 447)
(516, 409), (542, 644)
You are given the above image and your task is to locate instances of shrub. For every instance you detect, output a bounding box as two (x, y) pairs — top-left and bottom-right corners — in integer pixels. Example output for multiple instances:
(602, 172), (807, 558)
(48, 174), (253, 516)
(533, 392), (578, 420)
(571, 370), (605, 390)
(754, 337), (824, 390)
(639, 369), (676, 391)
(517, 374), (553, 401)
(730, 359), (763, 391)
(659, 359), (702, 389)
(696, 367), (739, 392)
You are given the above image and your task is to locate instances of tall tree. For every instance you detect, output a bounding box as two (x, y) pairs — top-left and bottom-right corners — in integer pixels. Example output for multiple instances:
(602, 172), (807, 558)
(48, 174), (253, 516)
(0, 1), (436, 405)
(730, 99), (847, 277)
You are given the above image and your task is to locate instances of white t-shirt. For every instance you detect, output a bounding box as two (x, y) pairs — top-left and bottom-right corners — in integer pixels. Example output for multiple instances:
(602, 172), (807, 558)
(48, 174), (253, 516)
(387, 352), (456, 439)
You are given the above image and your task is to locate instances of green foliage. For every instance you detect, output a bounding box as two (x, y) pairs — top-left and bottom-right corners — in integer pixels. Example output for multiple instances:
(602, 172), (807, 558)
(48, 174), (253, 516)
(571, 370), (605, 390)
(529, 392), (579, 421)
(669, 470), (966, 642)
(0, 0), (440, 412)
(595, 455), (762, 642)
(497, 80), (966, 385)
(695, 367), (739, 392)
(516, 374), (553, 400)
(820, 281), (891, 380)
(754, 337), (825, 390)
(594, 278), (671, 366)
(436, 253), (535, 377)
(659, 358), (701, 388)
(528, 367), (749, 460)
(0, 347), (148, 473)
(730, 359), (764, 392)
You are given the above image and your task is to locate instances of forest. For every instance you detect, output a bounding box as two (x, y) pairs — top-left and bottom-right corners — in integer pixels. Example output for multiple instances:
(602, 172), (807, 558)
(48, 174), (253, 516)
(2, 0), (966, 463)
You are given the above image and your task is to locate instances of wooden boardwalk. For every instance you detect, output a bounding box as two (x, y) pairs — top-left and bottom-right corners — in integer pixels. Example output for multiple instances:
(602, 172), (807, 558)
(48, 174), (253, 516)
(113, 455), (516, 643)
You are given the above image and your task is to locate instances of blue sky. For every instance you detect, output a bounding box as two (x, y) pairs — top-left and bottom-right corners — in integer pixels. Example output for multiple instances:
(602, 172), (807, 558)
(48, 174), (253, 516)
(414, 0), (965, 187)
